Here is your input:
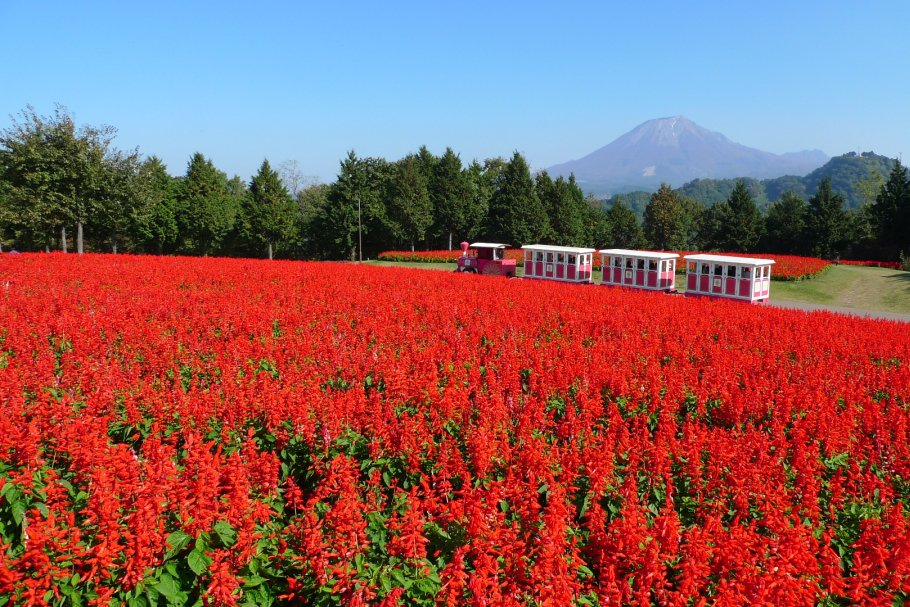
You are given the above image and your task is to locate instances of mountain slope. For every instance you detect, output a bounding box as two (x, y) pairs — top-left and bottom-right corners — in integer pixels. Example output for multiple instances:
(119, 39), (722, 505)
(549, 116), (828, 194)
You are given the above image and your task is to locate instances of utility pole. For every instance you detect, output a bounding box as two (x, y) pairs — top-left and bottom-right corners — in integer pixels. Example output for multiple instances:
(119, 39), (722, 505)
(357, 196), (363, 263)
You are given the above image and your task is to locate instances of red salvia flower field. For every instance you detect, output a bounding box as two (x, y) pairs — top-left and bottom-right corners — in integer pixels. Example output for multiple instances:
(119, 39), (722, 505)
(1, 253), (909, 606)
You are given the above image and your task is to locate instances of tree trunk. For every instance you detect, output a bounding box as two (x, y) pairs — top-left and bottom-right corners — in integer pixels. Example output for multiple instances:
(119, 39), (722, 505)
(111, 239), (118, 254)
(61, 226), (68, 253)
(77, 222), (84, 254)
(411, 241), (415, 252)
(268, 242), (273, 260)
(157, 241), (163, 255)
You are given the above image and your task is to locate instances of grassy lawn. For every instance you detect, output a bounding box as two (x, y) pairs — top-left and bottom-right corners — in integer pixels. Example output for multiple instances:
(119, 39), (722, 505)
(770, 265), (910, 314)
(365, 260), (910, 315)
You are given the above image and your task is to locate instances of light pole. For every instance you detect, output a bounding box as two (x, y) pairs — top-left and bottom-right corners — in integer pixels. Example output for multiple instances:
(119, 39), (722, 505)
(357, 196), (363, 263)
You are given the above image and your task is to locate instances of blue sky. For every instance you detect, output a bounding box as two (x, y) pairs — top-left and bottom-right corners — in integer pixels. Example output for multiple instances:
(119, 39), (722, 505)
(2, 1), (908, 185)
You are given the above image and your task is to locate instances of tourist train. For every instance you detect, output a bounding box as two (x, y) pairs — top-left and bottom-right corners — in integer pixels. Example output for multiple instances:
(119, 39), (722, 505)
(456, 241), (775, 303)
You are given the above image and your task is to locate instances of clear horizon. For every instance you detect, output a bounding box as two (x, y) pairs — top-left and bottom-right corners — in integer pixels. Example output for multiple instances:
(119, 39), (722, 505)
(2, 1), (908, 185)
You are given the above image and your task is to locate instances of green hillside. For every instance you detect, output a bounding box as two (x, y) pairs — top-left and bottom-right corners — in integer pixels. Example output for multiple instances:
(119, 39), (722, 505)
(607, 152), (896, 214)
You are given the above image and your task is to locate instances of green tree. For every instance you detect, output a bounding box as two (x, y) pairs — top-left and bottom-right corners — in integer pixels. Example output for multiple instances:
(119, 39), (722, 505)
(314, 151), (392, 260)
(389, 154), (433, 251)
(93, 147), (142, 253)
(537, 172), (588, 246)
(174, 153), (238, 255)
(712, 180), (763, 252)
(0, 105), (130, 252)
(807, 177), (849, 258)
(461, 159), (494, 242)
(870, 160), (910, 259)
(295, 182), (330, 258)
(604, 196), (645, 248)
(487, 152), (549, 245)
(643, 184), (688, 250)
(133, 156), (179, 254)
(243, 159), (298, 259)
(763, 192), (808, 254)
(431, 148), (471, 249)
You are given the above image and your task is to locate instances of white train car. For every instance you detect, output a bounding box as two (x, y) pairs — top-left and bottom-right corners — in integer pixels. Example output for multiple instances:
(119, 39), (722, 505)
(599, 249), (679, 291)
(521, 244), (596, 283)
(684, 254), (775, 303)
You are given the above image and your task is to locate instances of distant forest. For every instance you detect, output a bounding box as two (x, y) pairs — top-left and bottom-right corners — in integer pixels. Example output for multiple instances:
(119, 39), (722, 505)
(1, 106), (909, 262)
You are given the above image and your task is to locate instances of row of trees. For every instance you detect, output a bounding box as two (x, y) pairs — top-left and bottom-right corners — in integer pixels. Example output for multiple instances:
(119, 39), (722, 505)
(0, 107), (303, 259)
(637, 167), (910, 260)
(2, 106), (909, 261)
(310, 149), (645, 259)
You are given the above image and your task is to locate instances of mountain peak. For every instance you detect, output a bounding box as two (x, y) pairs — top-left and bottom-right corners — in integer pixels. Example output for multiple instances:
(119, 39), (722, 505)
(548, 117), (827, 195)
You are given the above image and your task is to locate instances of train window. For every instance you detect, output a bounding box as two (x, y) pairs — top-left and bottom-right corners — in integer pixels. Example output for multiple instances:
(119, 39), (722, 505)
(712, 264), (721, 276)
(557, 252), (565, 264)
(535, 251), (543, 262)
(614, 257), (622, 268)
(688, 261), (696, 272)
(636, 258), (644, 270)
(742, 267), (751, 279)
(701, 263), (710, 275)
(546, 252), (553, 263)
(648, 259), (658, 271)
(727, 265), (737, 277)
(568, 254), (576, 265)
(626, 258), (633, 269)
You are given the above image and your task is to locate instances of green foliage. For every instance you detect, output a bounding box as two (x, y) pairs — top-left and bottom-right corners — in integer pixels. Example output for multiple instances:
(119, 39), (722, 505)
(677, 177), (770, 210)
(244, 159), (298, 259)
(133, 156), (179, 253)
(643, 184), (689, 250)
(801, 152), (895, 209)
(603, 196), (645, 248)
(486, 152), (549, 245)
(389, 154), (433, 249)
(762, 192), (809, 254)
(0, 104), (136, 252)
(431, 148), (471, 248)
(708, 180), (763, 252)
(313, 151), (395, 260)
(175, 152), (238, 255)
(537, 172), (588, 246)
(807, 177), (850, 259)
(870, 160), (910, 260)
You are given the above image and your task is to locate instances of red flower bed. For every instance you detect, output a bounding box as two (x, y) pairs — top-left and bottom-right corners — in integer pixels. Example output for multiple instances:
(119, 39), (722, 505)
(675, 251), (831, 281)
(1, 253), (909, 605)
(839, 259), (903, 269)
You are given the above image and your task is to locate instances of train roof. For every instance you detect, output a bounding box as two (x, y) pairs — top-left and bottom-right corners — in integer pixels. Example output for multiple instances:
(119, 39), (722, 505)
(469, 242), (509, 249)
(521, 244), (597, 254)
(684, 253), (775, 266)
(599, 249), (679, 259)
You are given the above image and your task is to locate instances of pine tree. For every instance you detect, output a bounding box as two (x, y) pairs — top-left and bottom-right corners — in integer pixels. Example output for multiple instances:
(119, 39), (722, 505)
(133, 156), (179, 254)
(763, 192), (808, 254)
(871, 160), (910, 259)
(807, 177), (849, 259)
(714, 180), (763, 252)
(487, 152), (549, 245)
(605, 197), (645, 248)
(175, 153), (238, 255)
(432, 148), (470, 249)
(643, 184), (687, 250)
(389, 155), (433, 251)
(246, 159), (298, 259)
(538, 172), (588, 246)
